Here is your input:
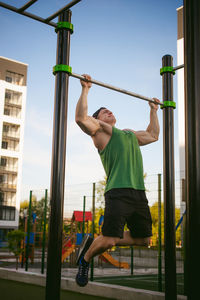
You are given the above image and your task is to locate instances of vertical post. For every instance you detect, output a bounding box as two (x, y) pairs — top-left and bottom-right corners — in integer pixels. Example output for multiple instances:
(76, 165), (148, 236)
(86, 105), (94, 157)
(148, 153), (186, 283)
(131, 246), (134, 275)
(161, 55), (177, 299)
(41, 189), (48, 274)
(25, 190), (32, 271)
(82, 196), (86, 238)
(158, 173), (162, 292)
(45, 10), (72, 300)
(90, 182), (96, 281)
(184, 1), (200, 299)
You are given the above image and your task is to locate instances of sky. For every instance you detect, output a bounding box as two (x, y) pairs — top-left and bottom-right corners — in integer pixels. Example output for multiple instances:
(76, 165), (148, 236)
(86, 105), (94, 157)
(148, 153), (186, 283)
(0, 0), (183, 214)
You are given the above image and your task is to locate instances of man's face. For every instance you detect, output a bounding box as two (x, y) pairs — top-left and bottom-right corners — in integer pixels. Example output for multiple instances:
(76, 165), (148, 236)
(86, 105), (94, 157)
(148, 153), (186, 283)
(97, 108), (116, 125)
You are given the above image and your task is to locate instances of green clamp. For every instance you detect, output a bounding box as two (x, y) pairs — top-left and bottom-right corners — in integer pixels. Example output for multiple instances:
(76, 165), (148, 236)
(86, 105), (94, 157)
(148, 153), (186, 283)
(160, 66), (175, 75)
(55, 22), (74, 34)
(161, 101), (176, 109)
(53, 64), (72, 75)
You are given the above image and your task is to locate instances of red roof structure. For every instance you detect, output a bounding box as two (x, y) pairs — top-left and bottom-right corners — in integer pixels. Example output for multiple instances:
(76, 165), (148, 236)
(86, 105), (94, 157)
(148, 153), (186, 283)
(72, 210), (92, 222)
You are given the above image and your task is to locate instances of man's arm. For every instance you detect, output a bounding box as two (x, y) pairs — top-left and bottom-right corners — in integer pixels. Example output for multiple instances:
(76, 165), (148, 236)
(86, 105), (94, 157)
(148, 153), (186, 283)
(75, 74), (100, 136)
(125, 98), (160, 146)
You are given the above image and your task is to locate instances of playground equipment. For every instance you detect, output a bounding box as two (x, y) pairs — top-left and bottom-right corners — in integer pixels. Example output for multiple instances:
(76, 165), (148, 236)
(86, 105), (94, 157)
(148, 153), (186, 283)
(61, 236), (76, 263)
(71, 210), (92, 238)
(1, 1), (199, 300)
(97, 218), (129, 269)
(99, 251), (129, 269)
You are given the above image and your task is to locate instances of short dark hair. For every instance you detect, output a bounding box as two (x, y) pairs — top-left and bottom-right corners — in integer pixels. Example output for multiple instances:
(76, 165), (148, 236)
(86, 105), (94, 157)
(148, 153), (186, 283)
(92, 107), (106, 119)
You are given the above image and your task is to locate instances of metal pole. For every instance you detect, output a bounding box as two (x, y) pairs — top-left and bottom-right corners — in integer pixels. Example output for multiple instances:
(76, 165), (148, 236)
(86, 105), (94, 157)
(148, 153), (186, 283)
(90, 182), (96, 281)
(131, 246), (134, 275)
(173, 64), (184, 71)
(71, 72), (163, 105)
(162, 55), (177, 300)
(45, 10), (71, 300)
(0, 2), (57, 27)
(82, 196), (86, 238)
(184, 1), (200, 299)
(18, 0), (38, 12)
(41, 189), (48, 274)
(158, 173), (162, 292)
(45, 0), (82, 22)
(25, 190), (32, 272)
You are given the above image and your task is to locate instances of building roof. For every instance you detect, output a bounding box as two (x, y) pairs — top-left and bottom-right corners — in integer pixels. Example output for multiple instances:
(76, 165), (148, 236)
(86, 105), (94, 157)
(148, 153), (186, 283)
(72, 210), (92, 222)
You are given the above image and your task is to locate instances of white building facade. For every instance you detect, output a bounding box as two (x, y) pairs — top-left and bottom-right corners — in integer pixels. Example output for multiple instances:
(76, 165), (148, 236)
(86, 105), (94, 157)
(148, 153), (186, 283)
(177, 7), (186, 213)
(0, 57), (27, 244)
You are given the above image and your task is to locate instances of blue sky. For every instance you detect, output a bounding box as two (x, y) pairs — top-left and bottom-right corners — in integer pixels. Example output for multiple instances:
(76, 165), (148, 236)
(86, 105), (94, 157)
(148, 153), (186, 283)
(0, 0), (183, 205)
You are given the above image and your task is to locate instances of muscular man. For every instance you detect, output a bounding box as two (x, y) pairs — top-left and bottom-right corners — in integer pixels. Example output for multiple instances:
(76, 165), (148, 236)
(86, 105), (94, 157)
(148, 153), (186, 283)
(75, 74), (160, 287)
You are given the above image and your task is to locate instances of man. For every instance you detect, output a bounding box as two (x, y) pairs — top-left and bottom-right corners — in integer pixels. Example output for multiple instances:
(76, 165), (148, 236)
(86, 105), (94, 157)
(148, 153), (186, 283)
(75, 74), (160, 287)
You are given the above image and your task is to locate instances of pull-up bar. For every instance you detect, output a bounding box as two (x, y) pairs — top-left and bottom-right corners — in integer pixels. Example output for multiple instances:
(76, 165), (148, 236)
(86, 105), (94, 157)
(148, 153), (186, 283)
(0, 1), (56, 27)
(18, 0), (38, 13)
(173, 64), (184, 71)
(45, 0), (82, 22)
(70, 72), (163, 105)
(0, 0), (82, 27)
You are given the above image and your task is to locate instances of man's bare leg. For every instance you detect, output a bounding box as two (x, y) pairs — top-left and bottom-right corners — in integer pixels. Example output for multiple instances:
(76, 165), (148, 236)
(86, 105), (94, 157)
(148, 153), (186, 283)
(116, 231), (150, 247)
(84, 235), (120, 262)
(84, 231), (150, 262)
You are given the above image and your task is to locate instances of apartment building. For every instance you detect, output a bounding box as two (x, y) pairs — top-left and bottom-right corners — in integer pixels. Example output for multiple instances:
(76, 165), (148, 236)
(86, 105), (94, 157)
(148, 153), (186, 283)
(0, 56), (27, 244)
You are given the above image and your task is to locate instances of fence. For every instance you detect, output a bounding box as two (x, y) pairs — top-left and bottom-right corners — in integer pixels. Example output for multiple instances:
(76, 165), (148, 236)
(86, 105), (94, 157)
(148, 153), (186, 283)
(0, 173), (186, 295)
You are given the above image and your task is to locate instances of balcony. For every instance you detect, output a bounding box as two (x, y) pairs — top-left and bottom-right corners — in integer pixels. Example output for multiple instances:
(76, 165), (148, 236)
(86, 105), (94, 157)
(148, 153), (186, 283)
(5, 71), (24, 86)
(0, 183), (16, 192)
(5, 98), (22, 109)
(1, 140), (19, 152)
(4, 106), (21, 119)
(0, 166), (17, 175)
(2, 134), (20, 142)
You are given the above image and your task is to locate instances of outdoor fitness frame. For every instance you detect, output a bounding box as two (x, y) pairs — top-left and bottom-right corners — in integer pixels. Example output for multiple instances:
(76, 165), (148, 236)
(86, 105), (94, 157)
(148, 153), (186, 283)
(0, 1), (199, 300)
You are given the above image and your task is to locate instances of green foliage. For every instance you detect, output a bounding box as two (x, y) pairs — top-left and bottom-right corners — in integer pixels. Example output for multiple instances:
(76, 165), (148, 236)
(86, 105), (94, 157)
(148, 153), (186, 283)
(7, 230), (25, 270)
(19, 195), (50, 233)
(96, 176), (106, 210)
(150, 202), (181, 246)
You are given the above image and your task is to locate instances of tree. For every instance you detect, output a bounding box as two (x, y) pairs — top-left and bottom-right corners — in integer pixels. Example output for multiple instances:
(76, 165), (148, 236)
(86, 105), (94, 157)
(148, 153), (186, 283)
(7, 230), (25, 270)
(150, 201), (181, 247)
(19, 196), (50, 233)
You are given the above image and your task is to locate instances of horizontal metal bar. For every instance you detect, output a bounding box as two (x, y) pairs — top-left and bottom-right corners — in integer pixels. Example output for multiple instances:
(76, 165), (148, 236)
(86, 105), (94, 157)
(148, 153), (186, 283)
(173, 64), (184, 71)
(45, 0), (82, 22)
(18, 0), (38, 12)
(71, 72), (163, 105)
(0, 2), (57, 27)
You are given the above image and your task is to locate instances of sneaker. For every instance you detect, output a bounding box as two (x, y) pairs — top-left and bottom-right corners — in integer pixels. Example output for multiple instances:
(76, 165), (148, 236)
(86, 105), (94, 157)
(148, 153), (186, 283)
(76, 258), (90, 287)
(76, 234), (93, 265)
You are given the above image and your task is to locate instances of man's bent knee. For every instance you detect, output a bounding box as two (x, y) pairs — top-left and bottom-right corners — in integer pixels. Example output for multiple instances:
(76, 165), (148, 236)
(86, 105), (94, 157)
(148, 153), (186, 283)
(102, 236), (120, 249)
(133, 237), (151, 247)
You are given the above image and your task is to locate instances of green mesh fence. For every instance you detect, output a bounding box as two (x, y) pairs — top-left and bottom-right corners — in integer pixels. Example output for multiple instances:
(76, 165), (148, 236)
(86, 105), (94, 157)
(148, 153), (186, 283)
(0, 174), (186, 295)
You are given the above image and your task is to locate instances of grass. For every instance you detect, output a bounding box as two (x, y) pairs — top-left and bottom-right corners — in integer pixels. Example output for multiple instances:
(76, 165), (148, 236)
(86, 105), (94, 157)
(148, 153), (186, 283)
(94, 273), (185, 295)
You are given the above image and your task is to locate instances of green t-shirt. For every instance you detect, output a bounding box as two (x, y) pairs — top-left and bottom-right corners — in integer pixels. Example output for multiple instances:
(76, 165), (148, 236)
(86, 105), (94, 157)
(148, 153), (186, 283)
(99, 126), (145, 193)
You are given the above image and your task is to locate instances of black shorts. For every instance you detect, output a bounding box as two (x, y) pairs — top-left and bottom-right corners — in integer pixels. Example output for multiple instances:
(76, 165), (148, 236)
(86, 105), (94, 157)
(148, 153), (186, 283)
(102, 188), (152, 238)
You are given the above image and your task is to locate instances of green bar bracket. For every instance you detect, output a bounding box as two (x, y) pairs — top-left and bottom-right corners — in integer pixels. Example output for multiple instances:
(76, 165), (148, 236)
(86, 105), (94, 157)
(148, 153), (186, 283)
(160, 66), (175, 75)
(55, 21), (74, 34)
(161, 101), (176, 109)
(53, 64), (72, 75)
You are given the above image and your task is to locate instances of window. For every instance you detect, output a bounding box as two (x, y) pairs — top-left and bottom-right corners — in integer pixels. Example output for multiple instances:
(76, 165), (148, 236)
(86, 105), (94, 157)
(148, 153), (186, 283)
(0, 192), (4, 205)
(0, 157), (7, 167)
(3, 125), (9, 133)
(2, 141), (8, 149)
(5, 71), (24, 86)
(5, 92), (11, 99)
(4, 108), (10, 116)
(0, 175), (5, 183)
(5, 76), (12, 83)
(5, 89), (22, 106)
(0, 207), (15, 221)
